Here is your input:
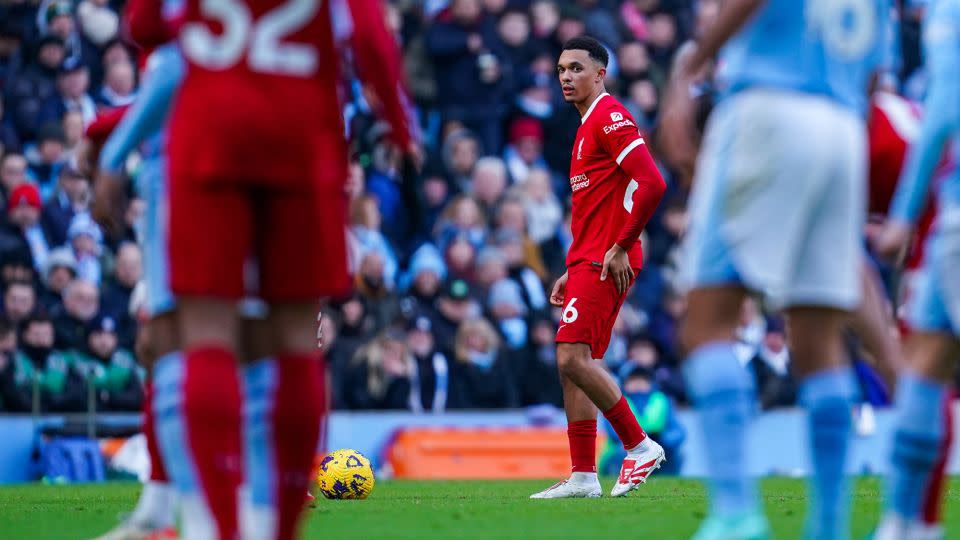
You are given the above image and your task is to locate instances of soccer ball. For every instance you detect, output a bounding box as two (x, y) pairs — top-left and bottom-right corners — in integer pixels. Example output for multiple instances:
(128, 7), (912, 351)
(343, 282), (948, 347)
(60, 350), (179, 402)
(315, 449), (375, 500)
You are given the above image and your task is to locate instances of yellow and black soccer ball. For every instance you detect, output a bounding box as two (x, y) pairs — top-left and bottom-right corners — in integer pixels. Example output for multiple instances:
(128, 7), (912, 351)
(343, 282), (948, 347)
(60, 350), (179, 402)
(315, 449), (375, 500)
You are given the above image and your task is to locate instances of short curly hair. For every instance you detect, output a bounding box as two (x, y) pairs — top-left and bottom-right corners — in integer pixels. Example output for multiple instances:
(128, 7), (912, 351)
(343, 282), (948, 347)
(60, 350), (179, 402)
(562, 36), (609, 67)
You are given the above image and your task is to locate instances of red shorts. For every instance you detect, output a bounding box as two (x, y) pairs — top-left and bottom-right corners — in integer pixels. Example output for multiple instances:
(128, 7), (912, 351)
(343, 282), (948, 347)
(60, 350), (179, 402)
(167, 165), (351, 302)
(555, 263), (635, 359)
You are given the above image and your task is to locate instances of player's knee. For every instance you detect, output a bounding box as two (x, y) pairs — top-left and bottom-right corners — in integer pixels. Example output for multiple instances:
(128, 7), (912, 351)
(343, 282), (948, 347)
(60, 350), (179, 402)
(556, 343), (591, 379)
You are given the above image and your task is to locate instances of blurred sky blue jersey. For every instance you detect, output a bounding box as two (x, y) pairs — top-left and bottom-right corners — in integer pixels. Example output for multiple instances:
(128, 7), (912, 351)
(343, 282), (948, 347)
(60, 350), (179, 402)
(717, 0), (890, 114)
(890, 0), (960, 225)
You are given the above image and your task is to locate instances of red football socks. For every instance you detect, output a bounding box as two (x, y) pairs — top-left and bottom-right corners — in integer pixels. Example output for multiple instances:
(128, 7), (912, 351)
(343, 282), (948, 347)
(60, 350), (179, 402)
(183, 346), (242, 540)
(272, 353), (326, 540)
(142, 380), (168, 483)
(603, 396), (647, 450)
(567, 420), (598, 473)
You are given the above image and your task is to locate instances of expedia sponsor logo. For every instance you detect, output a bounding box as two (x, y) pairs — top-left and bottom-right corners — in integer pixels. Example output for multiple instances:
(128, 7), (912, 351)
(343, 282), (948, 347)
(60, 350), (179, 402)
(603, 118), (635, 134)
(570, 173), (590, 192)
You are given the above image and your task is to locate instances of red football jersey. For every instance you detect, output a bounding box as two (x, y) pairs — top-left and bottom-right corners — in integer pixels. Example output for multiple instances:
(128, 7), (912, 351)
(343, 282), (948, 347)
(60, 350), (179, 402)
(566, 93), (653, 269)
(168, 0), (412, 185)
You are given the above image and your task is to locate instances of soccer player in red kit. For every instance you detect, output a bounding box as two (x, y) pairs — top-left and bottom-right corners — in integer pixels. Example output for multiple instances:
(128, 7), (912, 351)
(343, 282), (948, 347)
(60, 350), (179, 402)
(530, 36), (667, 499)
(160, 0), (415, 538)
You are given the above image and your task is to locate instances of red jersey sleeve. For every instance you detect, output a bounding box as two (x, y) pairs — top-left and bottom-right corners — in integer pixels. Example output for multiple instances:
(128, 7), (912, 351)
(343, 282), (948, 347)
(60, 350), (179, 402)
(345, 0), (415, 149)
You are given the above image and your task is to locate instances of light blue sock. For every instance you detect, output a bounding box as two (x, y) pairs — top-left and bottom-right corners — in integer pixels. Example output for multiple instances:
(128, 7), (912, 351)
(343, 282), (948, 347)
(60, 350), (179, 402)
(152, 351), (198, 496)
(242, 358), (279, 512)
(683, 341), (759, 518)
(887, 372), (946, 521)
(798, 366), (858, 540)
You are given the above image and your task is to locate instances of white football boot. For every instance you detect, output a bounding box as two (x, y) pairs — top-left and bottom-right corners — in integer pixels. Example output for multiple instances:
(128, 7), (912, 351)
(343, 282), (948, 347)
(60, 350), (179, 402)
(530, 473), (602, 499)
(610, 437), (666, 497)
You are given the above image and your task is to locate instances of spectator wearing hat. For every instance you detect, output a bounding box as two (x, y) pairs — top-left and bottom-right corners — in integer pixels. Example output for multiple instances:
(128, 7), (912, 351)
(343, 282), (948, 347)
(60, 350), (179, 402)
(76, 0), (120, 49)
(430, 278), (479, 352)
(51, 278), (98, 350)
(341, 331), (416, 410)
(95, 59), (136, 109)
(1, 182), (50, 273)
(0, 244), (35, 288)
(0, 313), (86, 412)
(405, 315), (451, 413)
(599, 364), (685, 476)
(39, 246), (76, 312)
(448, 316), (517, 409)
(70, 313), (143, 411)
(100, 242), (140, 349)
(331, 295), (377, 367)
(40, 162), (89, 247)
(6, 35), (65, 140)
(25, 122), (66, 197)
(399, 243), (447, 321)
(39, 57), (96, 129)
(66, 213), (103, 284)
(37, 0), (85, 67)
(502, 117), (548, 185)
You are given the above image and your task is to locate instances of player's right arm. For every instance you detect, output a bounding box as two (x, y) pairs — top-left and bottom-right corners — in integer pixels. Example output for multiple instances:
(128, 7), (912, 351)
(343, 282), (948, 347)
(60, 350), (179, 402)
(878, 7), (960, 258)
(550, 271), (569, 307)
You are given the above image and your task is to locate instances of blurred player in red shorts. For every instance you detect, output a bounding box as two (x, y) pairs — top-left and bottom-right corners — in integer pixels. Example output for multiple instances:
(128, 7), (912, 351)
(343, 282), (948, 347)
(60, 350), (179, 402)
(530, 36), (667, 500)
(162, 0), (415, 538)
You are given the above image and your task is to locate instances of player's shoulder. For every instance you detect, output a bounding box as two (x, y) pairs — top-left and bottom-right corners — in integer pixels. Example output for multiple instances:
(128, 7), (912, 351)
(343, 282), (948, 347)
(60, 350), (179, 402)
(592, 95), (639, 135)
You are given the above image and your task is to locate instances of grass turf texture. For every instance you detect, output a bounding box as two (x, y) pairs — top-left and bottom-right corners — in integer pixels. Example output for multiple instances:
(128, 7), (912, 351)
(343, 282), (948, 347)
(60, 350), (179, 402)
(1, 478), (958, 539)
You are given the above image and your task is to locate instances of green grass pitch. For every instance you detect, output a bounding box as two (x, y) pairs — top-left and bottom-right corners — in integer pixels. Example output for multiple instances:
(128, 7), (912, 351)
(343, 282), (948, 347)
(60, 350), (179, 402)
(1, 477), (958, 539)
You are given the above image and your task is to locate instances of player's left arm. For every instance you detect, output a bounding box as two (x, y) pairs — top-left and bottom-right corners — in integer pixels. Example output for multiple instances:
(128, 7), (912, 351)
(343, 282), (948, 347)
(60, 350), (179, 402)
(344, 0), (418, 154)
(596, 110), (667, 251)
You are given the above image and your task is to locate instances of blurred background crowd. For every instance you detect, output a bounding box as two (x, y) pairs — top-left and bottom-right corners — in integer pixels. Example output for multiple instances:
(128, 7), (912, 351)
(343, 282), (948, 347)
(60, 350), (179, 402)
(0, 0), (933, 437)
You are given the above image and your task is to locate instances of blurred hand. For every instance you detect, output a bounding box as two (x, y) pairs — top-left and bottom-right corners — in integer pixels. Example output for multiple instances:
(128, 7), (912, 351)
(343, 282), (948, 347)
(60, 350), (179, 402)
(600, 244), (634, 296)
(92, 171), (127, 238)
(550, 271), (569, 307)
(872, 221), (913, 263)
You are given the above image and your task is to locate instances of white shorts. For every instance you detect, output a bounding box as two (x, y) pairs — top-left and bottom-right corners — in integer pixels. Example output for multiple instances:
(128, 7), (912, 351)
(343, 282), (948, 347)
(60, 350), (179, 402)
(680, 89), (866, 310)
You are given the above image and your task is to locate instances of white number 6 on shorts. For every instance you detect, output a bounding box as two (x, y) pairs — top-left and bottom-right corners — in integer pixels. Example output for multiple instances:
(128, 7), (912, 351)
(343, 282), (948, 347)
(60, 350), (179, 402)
(562, 297), (579, 323)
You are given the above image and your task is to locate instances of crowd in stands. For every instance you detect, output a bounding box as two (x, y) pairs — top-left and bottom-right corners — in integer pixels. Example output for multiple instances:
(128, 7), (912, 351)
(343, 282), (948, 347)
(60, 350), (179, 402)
(0, 0), (931, 424)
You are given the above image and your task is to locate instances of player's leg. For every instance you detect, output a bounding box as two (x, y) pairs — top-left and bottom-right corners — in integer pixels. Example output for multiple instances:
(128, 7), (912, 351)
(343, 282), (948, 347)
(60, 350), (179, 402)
(238, 183), (343, 540)
(679, 285), (765, 529)
(850, 260), (903, 389)
(166, 175), (250, 540)
(918, 390), (954, 540)
(91, 314), (179, 540)
(785, 307), (858, 540)
(874, 332), (958, 539)
(530, 367), (602, 498)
